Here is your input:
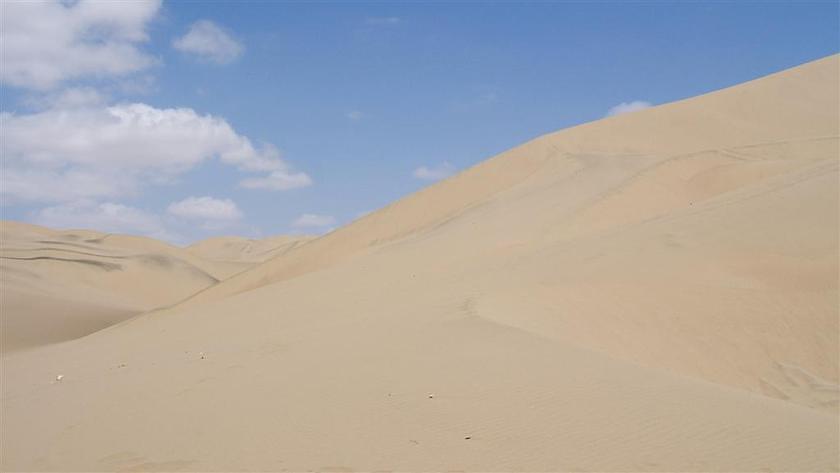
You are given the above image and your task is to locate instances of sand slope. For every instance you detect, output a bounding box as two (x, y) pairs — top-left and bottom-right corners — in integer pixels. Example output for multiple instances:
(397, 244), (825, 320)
(1, 56), (837, 471)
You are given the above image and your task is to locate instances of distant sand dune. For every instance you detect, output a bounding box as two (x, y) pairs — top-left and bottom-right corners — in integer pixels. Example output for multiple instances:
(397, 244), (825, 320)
(1, 55), (837, 471)
(187, 235), (314, 264)
(0, 222), (310, 352)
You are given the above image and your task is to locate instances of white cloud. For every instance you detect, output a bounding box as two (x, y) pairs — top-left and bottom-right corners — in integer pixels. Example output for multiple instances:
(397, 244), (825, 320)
(291, 213), (336, 228)
(167, 196), (242, 221)
(0, 0), (161, 89)
(33, 200), (177, 242)
(0, 102), (312, 204)
(346, 111), (364, 120)
(413, 162), (456, 181)
(173, 20), (244, 65)
(365, 17), (400, 25)
(606, 100), (652, 117)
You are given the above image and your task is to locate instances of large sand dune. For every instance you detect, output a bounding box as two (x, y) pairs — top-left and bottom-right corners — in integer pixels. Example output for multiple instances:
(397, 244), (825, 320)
(1, 56), (838, 471)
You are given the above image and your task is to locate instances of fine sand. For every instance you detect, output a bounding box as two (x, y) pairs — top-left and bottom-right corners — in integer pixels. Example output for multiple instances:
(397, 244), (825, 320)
(1, 55), (838, 471)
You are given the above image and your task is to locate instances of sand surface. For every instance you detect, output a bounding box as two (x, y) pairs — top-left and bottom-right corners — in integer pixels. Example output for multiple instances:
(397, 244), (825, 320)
(1, 56), (838, 471)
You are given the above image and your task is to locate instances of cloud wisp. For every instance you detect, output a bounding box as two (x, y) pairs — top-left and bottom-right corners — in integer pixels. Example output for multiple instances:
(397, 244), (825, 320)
(606, 100), (652, 117)
(173, 20), (244, 65)
(346, 111), (364, 121)
(413, 162), (456, 181)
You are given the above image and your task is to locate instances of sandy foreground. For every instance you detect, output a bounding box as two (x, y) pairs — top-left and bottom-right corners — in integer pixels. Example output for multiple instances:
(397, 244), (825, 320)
(1, 55), (838, 471)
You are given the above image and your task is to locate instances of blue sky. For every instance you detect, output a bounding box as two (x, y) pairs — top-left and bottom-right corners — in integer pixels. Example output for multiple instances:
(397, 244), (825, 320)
(1, 1), (837, 243)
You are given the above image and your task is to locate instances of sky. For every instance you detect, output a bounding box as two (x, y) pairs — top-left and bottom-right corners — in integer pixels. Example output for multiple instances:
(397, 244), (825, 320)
(1, 0), (837, 244)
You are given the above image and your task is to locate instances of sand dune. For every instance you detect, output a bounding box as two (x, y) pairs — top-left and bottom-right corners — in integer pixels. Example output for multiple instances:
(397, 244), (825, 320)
(0, 223), (306, 353)
(1, 55), (837, 471)
(187, 235), (313, 267)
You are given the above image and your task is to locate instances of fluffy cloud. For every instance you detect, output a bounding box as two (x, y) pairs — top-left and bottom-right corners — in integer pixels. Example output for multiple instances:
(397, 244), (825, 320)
(33, 200), (176, 242)
(291, 213), (336, 228)
(0, 0), (161, 89)
(606, 100), (652, 117)
(0, 102), (312, 204)
(413, 162), (456, 181)
(167, 196), (242, 221)
(173, 20), (244, 65)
